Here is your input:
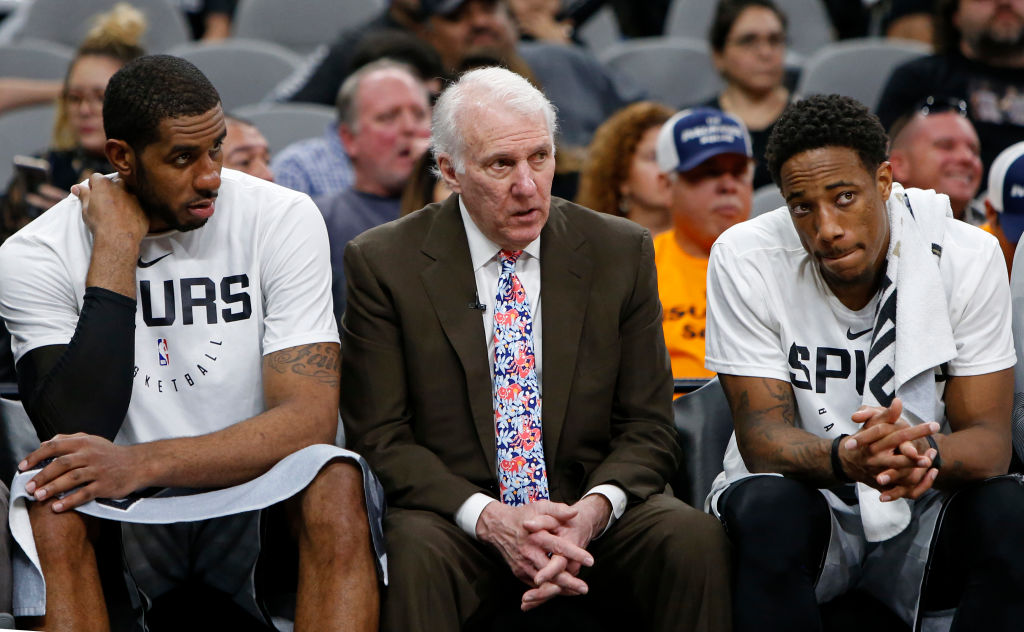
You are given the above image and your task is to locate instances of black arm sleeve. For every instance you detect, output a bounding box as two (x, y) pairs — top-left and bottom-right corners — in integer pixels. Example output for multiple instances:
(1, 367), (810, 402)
(16, 286), (136, 442)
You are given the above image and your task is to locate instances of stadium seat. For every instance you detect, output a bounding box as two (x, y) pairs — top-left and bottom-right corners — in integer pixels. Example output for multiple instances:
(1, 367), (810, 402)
(598, 36), (722, 108)
(665, 0), (834, 57)
(233, 0), (386, 56)
(0, 103), (56, 186)
(233, 102), (337, 155)
(165, 39), (304, 112)
(0, 39), (73, 79)
(671, 376), (732, 507)
(0, 0), (189, 54)
(795, 37), (930, 111)
(752, 183), (784, 218)
(577, 5), (622, 52)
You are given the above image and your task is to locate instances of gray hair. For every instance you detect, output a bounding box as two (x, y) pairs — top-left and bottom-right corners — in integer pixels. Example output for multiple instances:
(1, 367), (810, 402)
(335, 58), (423, 132)
(430, 66), (558, 174)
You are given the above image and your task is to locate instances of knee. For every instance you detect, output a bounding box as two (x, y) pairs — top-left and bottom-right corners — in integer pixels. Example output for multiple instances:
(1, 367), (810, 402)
(294, 460), (369, 548)
(720, 476), (827, 544)
(957, 477), (1024, 570)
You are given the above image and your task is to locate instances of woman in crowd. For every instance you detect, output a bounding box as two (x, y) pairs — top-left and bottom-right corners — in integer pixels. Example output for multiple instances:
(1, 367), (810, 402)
(1, 3), (145, 241)
(701, 0), (791, 189)
(577, 101), (675, 235)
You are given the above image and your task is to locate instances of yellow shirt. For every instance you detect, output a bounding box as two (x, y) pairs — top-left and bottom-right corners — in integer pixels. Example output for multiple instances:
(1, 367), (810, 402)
(653, 230), (714, 378)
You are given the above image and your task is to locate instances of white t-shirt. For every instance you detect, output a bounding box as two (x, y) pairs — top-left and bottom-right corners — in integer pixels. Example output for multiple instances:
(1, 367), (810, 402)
(0, 169), (339, 445)
(705, 203), (1015, 490)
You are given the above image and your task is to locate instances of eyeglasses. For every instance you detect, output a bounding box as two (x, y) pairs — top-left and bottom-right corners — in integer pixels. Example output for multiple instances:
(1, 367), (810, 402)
(63, 89), (105, 108)
(914, 96), (968, 117)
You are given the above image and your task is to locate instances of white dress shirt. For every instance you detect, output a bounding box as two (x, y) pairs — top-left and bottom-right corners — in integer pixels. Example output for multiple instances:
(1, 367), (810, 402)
(453, 197), (627, 539)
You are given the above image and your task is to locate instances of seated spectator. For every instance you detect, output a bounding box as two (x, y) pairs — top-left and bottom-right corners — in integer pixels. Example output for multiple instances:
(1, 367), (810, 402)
(222, 115), (274, 181)
(982, 141), (1024, 274)
(272, 31), (442, 199)
(399, 152), (452, 217)
(316, 60), (431, 322)
(577, 101), (675, 235)
(284, 0), (643, 150)
(0, 55), (383, 630)
(889, 98), (983, 223)
(707, 94), (1024, 632)
(876, 0), (1024, 178)
(0, 3), (145, 242)
(654, 107), (753, 379)
(699, 0), (791, 189)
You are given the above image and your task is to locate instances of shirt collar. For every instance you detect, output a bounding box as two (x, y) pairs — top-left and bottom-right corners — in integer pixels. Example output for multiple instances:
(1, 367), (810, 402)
(459, 195), (541, 272)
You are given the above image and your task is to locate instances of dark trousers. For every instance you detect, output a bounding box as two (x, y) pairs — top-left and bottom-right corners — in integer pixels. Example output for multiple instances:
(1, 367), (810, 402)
(381, 493), (732, 632)
(719, 475), (1024, 632)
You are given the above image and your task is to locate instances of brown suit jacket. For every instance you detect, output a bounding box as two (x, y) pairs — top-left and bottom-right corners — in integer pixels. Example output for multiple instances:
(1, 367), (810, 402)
(340, 195), (679, 519)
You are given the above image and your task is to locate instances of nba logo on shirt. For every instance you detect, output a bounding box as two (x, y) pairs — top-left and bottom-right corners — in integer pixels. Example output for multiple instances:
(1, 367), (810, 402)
(157, 339), (169, 366)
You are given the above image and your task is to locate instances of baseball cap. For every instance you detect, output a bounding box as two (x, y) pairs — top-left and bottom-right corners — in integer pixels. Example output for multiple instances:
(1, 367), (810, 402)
(419, 0), (470, 17)
(987, 141), (1024, 243)
(655, 107), (753, 174)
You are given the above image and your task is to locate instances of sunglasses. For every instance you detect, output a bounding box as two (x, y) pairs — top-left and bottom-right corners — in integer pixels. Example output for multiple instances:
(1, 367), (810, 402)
(914, 96), (968, 117)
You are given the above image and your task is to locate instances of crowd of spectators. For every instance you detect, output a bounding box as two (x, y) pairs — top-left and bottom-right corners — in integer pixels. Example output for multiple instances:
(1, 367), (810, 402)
(1, 0), (1024, 628)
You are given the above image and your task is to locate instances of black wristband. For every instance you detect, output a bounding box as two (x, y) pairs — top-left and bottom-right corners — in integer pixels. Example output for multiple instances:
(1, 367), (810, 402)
(925, 434), (942, 470)
(831, 434), (854, 484)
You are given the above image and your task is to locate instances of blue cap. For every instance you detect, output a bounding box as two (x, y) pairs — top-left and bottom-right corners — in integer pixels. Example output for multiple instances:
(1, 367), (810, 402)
(655, 107), (752, 174)
(988, 141), (1024, 244)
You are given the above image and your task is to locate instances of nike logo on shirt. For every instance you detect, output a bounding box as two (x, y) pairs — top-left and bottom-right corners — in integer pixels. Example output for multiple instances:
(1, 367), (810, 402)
(137, 253), (171, 268)
(846, 327), (873, 340)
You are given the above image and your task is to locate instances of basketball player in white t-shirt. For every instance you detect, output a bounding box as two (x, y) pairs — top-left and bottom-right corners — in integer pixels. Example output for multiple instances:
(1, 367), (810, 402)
(0, 56), (379, 630)
(705, 94), (1024, 630)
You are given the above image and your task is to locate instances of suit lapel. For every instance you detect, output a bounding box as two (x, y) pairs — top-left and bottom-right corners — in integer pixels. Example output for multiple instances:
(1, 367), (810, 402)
(420, 197), (497, 467)
(539, 200), (591, 462)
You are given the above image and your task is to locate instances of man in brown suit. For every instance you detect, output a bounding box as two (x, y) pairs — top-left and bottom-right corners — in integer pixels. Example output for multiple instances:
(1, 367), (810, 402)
(340, 66), (731, 631)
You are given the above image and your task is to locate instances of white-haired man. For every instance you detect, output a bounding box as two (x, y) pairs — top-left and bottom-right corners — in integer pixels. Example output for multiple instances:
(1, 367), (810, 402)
(340, 66), (731, 631)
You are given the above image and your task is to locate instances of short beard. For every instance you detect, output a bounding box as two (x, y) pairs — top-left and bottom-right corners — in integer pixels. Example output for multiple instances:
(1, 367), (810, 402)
(133, 162), (207, 233)
(968, 27), (1024, 60)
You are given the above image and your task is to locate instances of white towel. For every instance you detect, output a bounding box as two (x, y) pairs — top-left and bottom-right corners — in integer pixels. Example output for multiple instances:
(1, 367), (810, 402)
(858, 184), (957, 542)
(8, 444), (388, 617)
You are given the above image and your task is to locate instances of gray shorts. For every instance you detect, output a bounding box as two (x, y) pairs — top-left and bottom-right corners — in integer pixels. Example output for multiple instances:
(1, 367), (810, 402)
(121, 511), (269, 624)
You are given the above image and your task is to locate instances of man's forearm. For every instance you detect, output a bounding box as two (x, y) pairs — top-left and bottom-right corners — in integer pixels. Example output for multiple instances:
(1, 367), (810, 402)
(932, 426), (1011, 486)
(128, 399), (337, 490)
(725, 379), (837, 486)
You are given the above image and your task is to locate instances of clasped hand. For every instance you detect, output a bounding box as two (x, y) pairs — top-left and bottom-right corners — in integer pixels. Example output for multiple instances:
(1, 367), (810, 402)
(477, 495), (610, 611)
(841, 397), (940, 501)
(18, 433), (142, 512)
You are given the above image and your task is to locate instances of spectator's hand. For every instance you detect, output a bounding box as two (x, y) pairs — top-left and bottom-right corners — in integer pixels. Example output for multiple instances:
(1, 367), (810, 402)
(519, 494), (611, 610)
(476, 500), (594, 591)
(508, 0), (573, 44)
(24, 183), (67, 212)
(74, 173), (148, 245)
(19, 433), (145, 512)
(842, 397), (940, 498)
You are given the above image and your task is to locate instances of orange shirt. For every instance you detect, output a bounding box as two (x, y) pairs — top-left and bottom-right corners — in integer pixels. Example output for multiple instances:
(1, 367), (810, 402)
(653, 230), (715, 379)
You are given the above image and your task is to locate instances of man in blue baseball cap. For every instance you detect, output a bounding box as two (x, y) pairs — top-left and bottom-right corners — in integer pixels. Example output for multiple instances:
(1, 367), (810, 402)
(984, 141), (1024, 275)
(653, 107), (754, 378)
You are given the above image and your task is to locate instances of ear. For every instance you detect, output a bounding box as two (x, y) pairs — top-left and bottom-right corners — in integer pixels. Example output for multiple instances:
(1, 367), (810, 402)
(105, 139), (135, 179)
(711, 50), (726, 76)
(888, 149), (908, 182)
(339, 124), (357, 159)
(437, 154), (462, 193)
(876, 161), (893, 201)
